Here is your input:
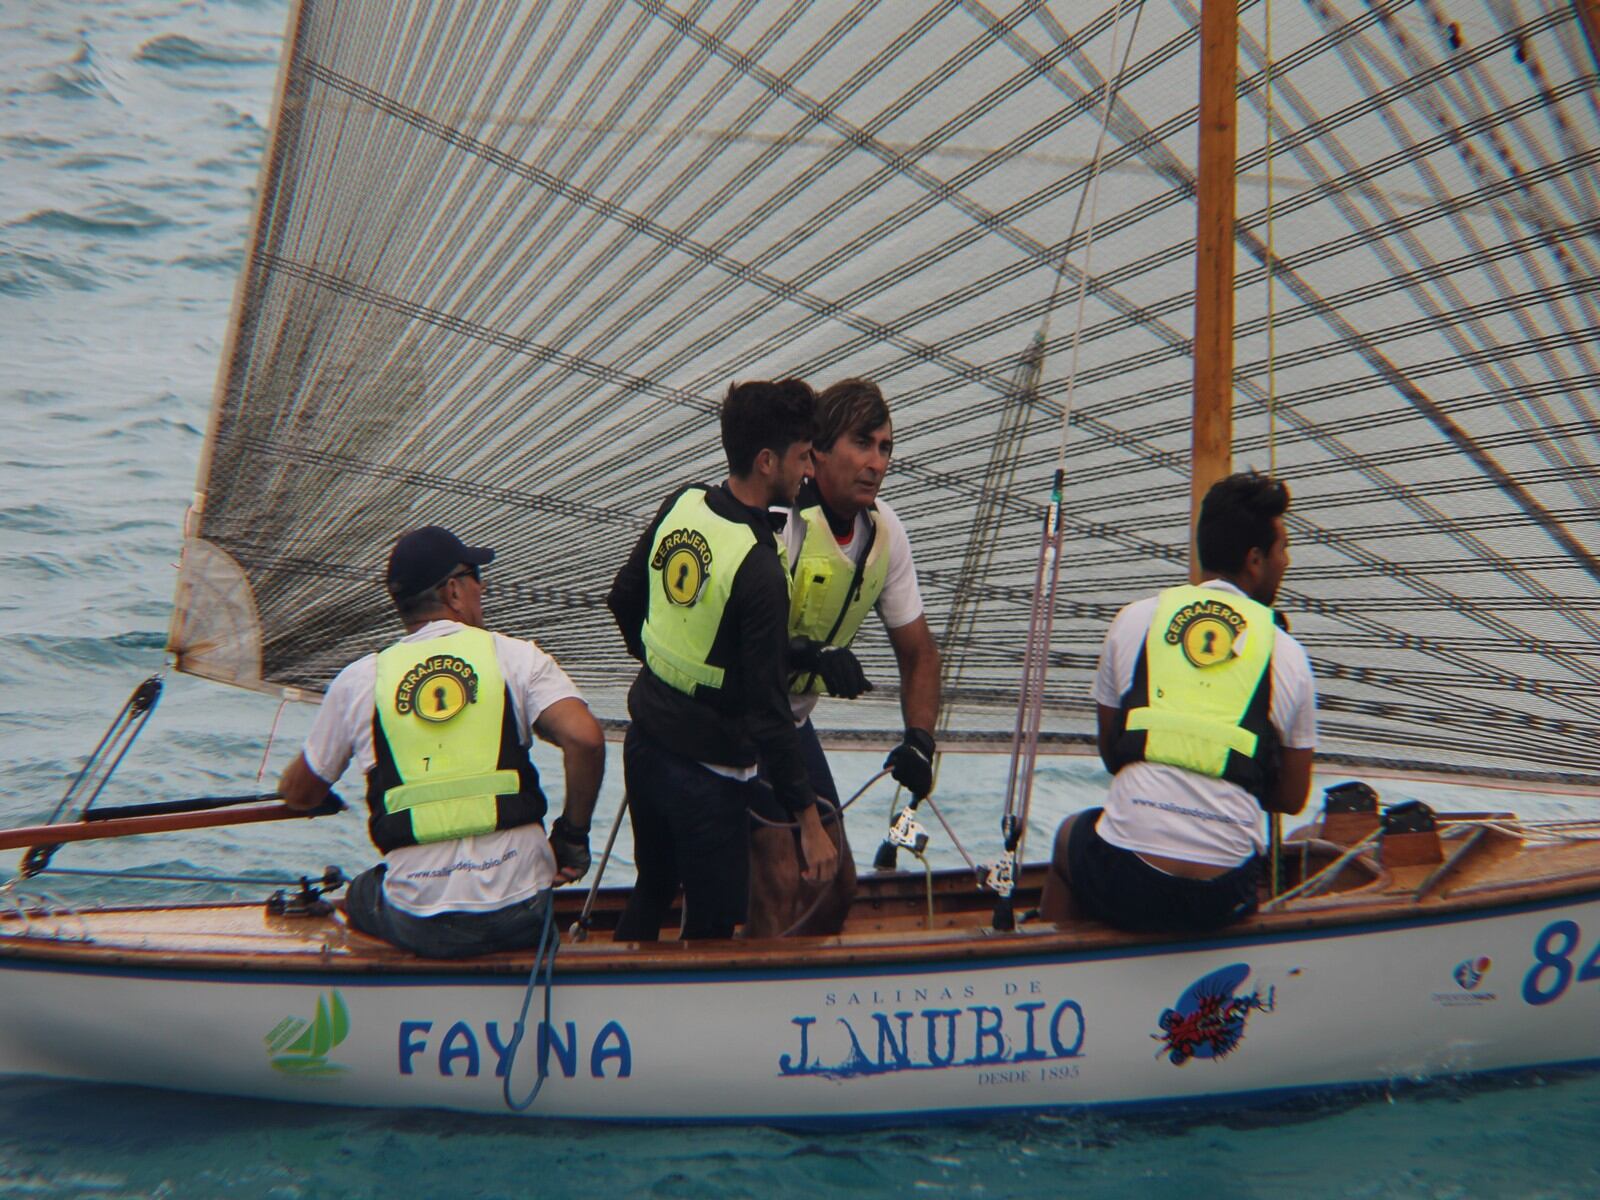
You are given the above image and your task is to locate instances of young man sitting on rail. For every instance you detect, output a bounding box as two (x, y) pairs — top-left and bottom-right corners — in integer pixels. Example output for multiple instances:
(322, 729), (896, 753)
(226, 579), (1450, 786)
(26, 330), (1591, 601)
(1038, 473), (1318, 933)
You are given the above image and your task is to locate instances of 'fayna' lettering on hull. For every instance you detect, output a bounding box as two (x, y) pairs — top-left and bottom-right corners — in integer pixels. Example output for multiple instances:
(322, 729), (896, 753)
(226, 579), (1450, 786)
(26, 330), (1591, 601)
(780, 1000), (1085, 1079)
(399, 1020), (632, 1079)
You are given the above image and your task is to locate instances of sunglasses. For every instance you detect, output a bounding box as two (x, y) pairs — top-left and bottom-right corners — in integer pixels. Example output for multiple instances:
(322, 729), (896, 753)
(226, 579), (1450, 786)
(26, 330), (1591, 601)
(445, 565), (480, 584)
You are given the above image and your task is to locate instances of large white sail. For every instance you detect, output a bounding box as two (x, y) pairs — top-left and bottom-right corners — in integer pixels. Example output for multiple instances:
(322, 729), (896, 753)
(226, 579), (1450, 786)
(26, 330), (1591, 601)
(169, 0), (1600, 784)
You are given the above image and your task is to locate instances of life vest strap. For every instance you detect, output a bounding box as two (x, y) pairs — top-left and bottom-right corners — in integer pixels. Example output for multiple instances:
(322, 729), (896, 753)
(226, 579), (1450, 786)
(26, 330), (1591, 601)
(642, 623), (726, 691)
(384, 769), (522, 815)
(1124, 707), (1259, 758)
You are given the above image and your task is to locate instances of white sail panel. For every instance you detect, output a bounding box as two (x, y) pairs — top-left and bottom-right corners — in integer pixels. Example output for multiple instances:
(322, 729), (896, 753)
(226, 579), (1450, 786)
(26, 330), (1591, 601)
(171, 0), (1600, 783)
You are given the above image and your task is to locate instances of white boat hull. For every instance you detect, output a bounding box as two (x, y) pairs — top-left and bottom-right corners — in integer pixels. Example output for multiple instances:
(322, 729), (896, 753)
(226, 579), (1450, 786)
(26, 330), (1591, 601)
(2, 889), (1598, 1120)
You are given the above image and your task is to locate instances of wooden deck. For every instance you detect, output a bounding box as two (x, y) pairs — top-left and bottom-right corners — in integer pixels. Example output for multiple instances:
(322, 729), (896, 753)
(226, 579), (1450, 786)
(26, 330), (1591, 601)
(1, 814), (1597, 975)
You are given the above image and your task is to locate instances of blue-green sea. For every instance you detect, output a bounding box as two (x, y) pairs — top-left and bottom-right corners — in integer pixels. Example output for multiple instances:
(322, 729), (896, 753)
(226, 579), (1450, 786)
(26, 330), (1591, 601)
(2, 2), (1597, 1195)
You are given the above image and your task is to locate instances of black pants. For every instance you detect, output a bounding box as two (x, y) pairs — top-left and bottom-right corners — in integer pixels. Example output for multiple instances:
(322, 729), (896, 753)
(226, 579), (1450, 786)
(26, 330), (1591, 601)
(1067, 807), (1261, 933)
(748, 718), (840, 822)
(614, 725), (759, 941)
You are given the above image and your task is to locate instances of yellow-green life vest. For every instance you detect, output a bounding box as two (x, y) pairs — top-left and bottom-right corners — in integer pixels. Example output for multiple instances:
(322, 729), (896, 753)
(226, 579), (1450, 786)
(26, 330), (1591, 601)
(787, 504), (890, 694)
(368, 627), (546, 852)
(1115, 585), (1278, 799)
(641, 488), (760, 698)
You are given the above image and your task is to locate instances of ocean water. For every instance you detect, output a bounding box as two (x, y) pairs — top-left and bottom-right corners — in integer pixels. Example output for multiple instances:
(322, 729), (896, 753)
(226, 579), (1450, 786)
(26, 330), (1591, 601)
(1, 1), (1598, 1196)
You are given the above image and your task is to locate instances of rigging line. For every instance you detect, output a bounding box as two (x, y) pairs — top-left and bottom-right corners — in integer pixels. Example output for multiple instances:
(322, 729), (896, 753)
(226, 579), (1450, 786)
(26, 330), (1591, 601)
(1540, 4), (1600, 219)
(1237, 140), (1600, 286)
(198, 0), (319, 529)
(686, 13), (1384, 411)
(266, 3), (488, 452)
(1315, 709), (1596, 758)
(508, 0), (964, 362)
(1231, 225), (1600, 589)
(978, 190), (1598, 402)
(1018, 263), (1600, 432)
(595, 2), (1211, 393)
(1264, 0), (1276, 474)
(975, 0), (1592, 366)
(1448, 5), (1600, 271)
(1233, 284), (1600, 381)
(1413, 0), (1600, 277)
(259, 2), (608, 489)
(255, 697), (291, 786)
(288, 63), (1090, 425)
(934, 396), (1574, 678)
(634, 0), (1056, 275)
(407, 0), (669, 306)
(1231, 225), (1600, 340)
(387, 2), (773, 477)
(400, 2), (782, 484)
(1578, 0), (1600, 74)
(1232, 10), (1582, 193)
(1057, 378), (1600, 676)
(1087, 101), (1600, 351)
(430, 8), (999, 423)
(1319, 8), (1600, 478)
(1013, 5), (1600, 613)
(687, 24), (1264, 392)
(1080, 354), (1600, 446)
(1034, 0), (1147, 448)
(321, 2), (632, 474)
(275, 9), (1139, 499)
(1032, 442), (1600, 517)
(1308, 663), (1600, 714)
(236, 437), (639, 525)
(256, 252), (711, 412)
(1005, 0), (1145, 872)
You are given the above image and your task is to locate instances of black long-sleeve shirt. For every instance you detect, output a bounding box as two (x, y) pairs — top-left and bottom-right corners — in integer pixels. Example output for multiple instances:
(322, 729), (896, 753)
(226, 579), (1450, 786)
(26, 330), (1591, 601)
(607, 482), (816, 816)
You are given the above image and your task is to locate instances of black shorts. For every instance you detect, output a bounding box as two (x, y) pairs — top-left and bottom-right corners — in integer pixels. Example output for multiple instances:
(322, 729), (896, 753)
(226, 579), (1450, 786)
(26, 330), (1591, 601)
(1067, 807), (1260, 934)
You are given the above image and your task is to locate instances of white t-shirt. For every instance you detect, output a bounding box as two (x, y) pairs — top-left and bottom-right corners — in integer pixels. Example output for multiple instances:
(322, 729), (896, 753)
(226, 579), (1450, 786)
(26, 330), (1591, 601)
(1092, 580), (1318, 867)
(303, 620), (584, 917)
(781, 495), (925, 724)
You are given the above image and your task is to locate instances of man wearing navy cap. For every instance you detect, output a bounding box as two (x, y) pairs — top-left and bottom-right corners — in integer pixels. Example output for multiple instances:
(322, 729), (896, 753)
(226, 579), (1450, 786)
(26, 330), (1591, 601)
(278, 526), (605, 958)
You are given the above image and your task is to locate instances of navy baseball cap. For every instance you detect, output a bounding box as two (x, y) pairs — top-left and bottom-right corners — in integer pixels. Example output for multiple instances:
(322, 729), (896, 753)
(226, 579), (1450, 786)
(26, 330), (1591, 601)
(386, 526), (495, 599)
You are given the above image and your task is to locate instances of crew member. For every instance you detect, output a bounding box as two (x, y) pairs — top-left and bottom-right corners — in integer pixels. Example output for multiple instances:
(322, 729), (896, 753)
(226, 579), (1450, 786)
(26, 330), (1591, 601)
(746, 378), (942, 937)
(607, 379), (839, 940)
(1038, 472), (1317, 933)
(278, 525), (604, 958)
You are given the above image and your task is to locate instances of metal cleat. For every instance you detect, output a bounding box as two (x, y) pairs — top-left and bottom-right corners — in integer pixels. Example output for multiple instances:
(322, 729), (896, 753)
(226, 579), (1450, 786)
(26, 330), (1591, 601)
(887, 808), (929, 854)
(986, 854), (1016, 898)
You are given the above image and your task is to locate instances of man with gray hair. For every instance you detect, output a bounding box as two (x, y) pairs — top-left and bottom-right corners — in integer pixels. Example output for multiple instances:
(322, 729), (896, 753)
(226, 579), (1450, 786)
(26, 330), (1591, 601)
(279, 525), (604, 957)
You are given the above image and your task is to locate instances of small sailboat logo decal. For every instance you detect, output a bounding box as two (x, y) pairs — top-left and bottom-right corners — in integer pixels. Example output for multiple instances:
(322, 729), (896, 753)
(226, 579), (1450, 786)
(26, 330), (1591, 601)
(264, 991), (351, 1077)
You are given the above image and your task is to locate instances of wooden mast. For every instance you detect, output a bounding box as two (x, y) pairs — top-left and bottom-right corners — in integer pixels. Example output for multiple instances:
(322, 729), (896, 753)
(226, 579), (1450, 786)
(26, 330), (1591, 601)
(1190, 0), (1238, 579)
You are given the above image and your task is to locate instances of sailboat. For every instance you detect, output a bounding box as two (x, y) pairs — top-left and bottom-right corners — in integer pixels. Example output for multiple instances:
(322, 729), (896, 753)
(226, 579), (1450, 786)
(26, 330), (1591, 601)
(0, 0), (1596, 1120)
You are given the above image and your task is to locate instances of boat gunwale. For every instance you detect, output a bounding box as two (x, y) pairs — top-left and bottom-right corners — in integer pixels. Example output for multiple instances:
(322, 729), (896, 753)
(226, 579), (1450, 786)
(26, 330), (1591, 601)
(0, 867), (1596, 980)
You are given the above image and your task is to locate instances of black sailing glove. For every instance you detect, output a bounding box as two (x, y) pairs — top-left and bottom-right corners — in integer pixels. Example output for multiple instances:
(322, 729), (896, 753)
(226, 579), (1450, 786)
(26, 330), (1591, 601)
(549, 815), (592, 881)
(308, 791), (345, 817)
(884, 727), (936, 799)
(789, 637), (873, 699)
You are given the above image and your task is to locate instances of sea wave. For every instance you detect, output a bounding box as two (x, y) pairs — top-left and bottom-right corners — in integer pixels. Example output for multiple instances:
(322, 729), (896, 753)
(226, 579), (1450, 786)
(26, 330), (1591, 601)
(11, 204), (171, 237)
(24, 42), (114, 103)
(0, 504), (69, 534)
(134, 34), (277, 69)
(0, 249), (100, 296)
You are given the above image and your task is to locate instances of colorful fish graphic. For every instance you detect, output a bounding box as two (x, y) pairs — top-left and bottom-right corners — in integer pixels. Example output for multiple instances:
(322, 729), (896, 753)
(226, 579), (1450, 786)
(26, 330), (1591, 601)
(1154, 963), (1274, 1066)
